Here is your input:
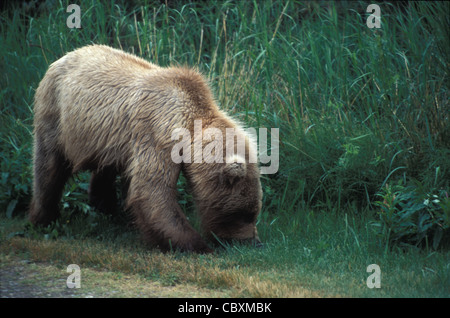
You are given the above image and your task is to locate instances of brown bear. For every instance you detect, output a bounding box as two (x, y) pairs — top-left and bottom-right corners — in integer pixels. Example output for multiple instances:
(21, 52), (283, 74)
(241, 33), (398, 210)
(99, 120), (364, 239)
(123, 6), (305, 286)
(29, 44), (262, 253)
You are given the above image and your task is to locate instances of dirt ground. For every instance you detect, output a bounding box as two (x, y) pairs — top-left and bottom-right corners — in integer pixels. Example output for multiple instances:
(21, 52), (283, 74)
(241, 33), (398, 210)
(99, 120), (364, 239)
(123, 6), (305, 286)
(0, 256), (229, 298)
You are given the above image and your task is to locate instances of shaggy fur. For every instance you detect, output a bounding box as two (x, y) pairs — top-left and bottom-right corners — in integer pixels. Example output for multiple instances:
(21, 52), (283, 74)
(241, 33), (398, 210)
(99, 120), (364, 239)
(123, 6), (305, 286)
(29, 45), (262, 253)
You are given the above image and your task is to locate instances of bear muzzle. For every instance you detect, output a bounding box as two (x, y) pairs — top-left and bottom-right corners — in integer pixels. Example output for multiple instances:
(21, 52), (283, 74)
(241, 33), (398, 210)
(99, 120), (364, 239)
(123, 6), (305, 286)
(242, 237), (264, 248)
(211, 233), (263, 249)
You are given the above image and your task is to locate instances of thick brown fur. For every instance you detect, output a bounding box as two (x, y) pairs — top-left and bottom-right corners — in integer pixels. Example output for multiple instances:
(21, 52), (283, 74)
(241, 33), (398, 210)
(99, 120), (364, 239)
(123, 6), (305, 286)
(29, 45), (262, 253)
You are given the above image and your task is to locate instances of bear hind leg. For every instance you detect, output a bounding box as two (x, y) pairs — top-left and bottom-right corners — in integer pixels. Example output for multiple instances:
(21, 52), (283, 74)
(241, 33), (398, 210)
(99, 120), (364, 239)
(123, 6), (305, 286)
(29, 142), (72, 226)
(88, 166), (118, 215)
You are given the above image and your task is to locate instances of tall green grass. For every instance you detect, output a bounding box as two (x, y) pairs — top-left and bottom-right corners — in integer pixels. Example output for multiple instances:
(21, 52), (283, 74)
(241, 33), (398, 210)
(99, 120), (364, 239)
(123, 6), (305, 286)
(1, 1), (449, 249)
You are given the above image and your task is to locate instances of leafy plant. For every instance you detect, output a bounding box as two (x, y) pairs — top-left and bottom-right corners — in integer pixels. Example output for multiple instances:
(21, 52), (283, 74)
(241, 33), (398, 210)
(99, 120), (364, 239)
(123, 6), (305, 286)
(0, 125), (33, 219)
(373, 181), (449, 250)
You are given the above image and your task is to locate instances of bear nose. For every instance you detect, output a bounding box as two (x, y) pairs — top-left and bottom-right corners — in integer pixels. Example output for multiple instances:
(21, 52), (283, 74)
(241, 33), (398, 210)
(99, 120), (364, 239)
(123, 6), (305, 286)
(252, 228), (263, 248)
(252, 237), (264, 248)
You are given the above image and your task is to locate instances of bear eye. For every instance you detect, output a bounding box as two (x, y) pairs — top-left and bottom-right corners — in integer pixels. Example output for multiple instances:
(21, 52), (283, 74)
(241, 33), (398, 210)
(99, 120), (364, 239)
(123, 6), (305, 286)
(220, 208), (256, 226)
(233, 209), (255, 224)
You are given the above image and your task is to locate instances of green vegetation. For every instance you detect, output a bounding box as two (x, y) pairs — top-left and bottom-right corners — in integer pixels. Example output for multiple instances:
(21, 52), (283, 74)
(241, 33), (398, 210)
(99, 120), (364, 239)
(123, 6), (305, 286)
(1, 0), (449, 297)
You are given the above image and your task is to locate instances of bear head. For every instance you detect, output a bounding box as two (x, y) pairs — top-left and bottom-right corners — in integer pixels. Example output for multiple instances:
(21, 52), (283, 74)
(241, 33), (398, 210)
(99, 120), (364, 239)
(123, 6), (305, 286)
(184, 153), (263, 247)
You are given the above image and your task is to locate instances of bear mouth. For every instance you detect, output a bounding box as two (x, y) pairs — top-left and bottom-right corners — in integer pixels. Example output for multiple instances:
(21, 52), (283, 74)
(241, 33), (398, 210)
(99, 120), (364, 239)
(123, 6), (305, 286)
(210, 235), (263, 249)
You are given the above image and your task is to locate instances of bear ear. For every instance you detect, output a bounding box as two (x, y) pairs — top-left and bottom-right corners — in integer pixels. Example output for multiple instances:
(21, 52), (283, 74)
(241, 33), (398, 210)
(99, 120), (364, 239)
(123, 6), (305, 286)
(222, 155), (247, 185)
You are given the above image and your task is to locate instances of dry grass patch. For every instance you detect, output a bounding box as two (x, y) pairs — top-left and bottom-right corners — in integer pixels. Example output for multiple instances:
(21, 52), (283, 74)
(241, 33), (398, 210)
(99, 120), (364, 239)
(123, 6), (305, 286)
(1, 237), (321, 298)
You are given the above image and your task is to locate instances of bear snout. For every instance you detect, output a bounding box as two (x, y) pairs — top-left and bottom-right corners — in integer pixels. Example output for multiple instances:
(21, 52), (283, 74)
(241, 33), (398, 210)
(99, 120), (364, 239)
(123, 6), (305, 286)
(241, 237), (264, 248)
(211, 235), (263, 249)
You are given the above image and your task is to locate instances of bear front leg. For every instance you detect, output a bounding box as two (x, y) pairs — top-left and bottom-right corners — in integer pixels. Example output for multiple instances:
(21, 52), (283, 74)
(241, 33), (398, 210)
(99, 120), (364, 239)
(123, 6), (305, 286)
(29, 138), (72, 226)
(134, 200), (212, 253)
(88, 166), (118, 215)
(129, 186), (212, 253)
(126, 157), (212, 253)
